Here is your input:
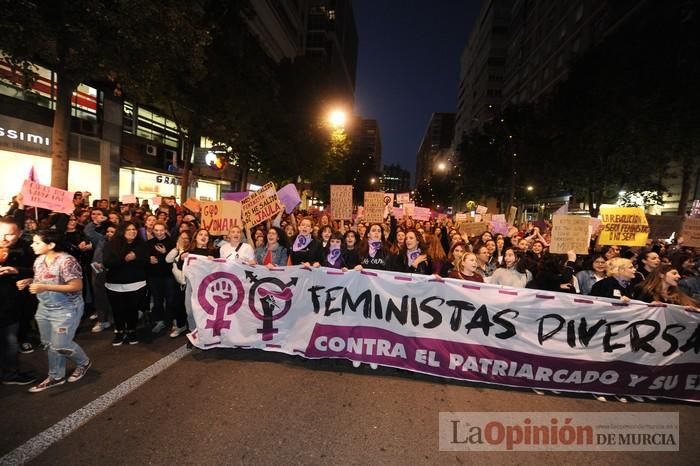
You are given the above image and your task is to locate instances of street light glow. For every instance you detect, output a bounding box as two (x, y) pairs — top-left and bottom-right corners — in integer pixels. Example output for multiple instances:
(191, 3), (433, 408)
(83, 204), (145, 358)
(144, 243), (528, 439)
(527, 185), (534, 191)
(328, 109), (347, 128)
(370, 177), (376, 184)
(437, 162), (446, 171)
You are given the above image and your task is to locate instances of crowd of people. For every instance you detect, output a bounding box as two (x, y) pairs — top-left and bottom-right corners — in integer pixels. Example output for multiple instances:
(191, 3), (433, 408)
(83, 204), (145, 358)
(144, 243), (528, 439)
(1, 190), (699, 399)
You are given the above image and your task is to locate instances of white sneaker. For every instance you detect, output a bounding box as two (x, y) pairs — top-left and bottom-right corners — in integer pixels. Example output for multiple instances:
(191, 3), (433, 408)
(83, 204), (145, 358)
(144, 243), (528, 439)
(369, 363), (378, 370)
(89, 313), (98, 320)
(169, 326), (187, 338)
(351, 361), (361, 368)
(91, 322), (111, 333)
(151, 321), (167, 333)
(532, 389), (545, 395)
(593, 394), (608, 402)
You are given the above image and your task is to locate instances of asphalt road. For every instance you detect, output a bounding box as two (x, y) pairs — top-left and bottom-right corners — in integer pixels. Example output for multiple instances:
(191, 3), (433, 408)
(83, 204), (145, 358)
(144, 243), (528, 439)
(1, 321), (699, 465)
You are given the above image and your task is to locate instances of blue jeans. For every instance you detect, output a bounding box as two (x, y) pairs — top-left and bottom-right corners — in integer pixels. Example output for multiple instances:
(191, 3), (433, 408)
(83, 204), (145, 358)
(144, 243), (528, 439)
(35, 295), (89, 380)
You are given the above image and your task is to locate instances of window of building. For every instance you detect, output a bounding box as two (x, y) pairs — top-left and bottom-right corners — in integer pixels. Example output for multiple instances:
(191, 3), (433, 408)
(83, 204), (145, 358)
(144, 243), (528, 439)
(124, 103), (180, 148)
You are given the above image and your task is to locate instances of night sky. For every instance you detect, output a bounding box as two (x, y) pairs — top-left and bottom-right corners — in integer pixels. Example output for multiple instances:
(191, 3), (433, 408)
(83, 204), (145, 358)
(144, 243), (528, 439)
(353, 0), (481, 184)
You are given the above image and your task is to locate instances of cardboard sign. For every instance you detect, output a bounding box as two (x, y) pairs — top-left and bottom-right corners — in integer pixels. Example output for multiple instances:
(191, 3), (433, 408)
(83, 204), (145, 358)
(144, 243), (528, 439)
(363, 191), (385, 223)
(413, 206), (431, 221)
(691, 200), (700, 218)
(646, 215), (684, 239)
(241, 182), (282, 227)
(598, 207), (649, 246)
(200, 200), (242, 235)
(222, 192), (248, 202)
(476, 205), (488, 215)
(507, 206), (518, 224)
(151, 196), (162, 207)
(455, 213), (468, 223)
(121, 194), (137, 204)
(490, 221), (509, 235)
(681, 217), (700, 248)
(482, 213), (493, 223)
(397, 192), (410, 204)
(549, 215), (591, 255)
(277, 184), (301, 214)
(404, 203), (415, 218)
(183, 198), (201, 213)
(392, 207), (405, 219)
(459, 222), (487, 237)
(20, 180), (74, 214)
(331, 185), (353, 220)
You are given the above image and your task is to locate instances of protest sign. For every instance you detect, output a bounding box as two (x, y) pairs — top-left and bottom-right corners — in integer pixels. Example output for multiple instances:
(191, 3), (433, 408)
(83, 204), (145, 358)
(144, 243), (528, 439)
(397, 192), (410, 204)
(363, 191), (385, 223)
(459, 222), (487, 237)
(383, 193), (395, 206)
(183, 198), (201, 213)
(549, 215), (591, 254)
(492, 214), (506, 223)
(646, 215), (684, 239)
(241, 182), (282, 227)
(490, 221), (509, 235)
(598, 207), (649, 246)
(476, 205), (488, 214)
(681, 217), (700, 248)
(20, 180), (74, 214)
(691, 200), (700, 218)
(121, 194), (137, 204)
(392, 207), (405, 219)
(404, 203), (415, 218)
(222, 192), (248, 202)
(507, 206), (518, 224)
(200, 201), (242, 235)
(330, 185), (353, 220)
(277, 184), (301, 213)
(413, 207), (431, 221)
(151, 196), (162, 207)
(455, 213), (468, 223)
(184, 260), (700, 403)
(482, 213), (493, 223)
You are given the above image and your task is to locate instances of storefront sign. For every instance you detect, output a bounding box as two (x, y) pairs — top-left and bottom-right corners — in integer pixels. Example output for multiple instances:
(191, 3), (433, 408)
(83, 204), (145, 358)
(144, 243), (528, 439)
(155, 174), (198, 187)
(0, 115), (51, 156)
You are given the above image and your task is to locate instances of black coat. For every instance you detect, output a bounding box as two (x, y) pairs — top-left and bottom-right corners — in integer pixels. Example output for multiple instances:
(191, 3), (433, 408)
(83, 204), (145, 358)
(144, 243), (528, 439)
(0, 238), (35, 325)
(289, 236), (323, 265)
(589, 276), (634, 300)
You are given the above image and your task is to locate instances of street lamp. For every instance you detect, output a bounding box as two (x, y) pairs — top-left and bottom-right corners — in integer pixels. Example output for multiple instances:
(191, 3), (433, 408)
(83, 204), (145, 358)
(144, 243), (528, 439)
(527, 185), (534, 192)
(437, 162), (446, 171)
(328, 109), (347, 129)
(370, 177), (376, 185)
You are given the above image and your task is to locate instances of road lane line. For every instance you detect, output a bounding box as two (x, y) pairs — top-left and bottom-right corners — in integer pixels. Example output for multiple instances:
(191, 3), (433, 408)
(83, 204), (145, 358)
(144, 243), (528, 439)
(1, 345), (191, 466)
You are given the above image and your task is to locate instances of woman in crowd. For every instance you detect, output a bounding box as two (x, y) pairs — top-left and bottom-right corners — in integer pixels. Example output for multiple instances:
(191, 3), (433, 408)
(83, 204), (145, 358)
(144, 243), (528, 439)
(165, 230), (191, 338)
(575, 254), (607, 295)
(445, 241), (468, 278)
(356, 223), (394, 271)
(396, 229), (430, 274)
(322, 232), (345, 269)
(527, 251), (577, 293)
(139, 214), (157, 241)
(488, 247), (532, 288)
(18, 230), (91, 392)
(84, 221), (117, 333)
(424, 231), (447, 276)
(319, 225), (333, 251)
(220, 225), (255, 264)
(342, 230), (360, 269)
(289, 217), (323, 266)
(448, 252), (484, 283)
(103, 222), (149, 346)
(589, 258), (637, 302)
(634, 264), (700, 310)
(636, 250), (661, 281)
(255, 226), (288, 268)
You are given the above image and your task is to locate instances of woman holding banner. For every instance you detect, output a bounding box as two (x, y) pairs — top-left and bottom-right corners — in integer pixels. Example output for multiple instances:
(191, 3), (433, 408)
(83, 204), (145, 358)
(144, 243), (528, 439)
(589, 258), (636, 302)
(355, 223), (395, 271)
(488, 247), (532, 288)
(255, 227), (288, 268)
(475, 245), (497, 278)
(220, 226), (255, 265)
(448, 252), (484, 283)
(396, 229), (430, 275)
(634, 264), (700, 310)
(289, 218), (323, 266)
(341, 230), (360, 269)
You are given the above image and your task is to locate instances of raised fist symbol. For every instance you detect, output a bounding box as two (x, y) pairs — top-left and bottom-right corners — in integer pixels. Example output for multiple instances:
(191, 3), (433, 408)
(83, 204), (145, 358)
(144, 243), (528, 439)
(210, 280), (233, 305)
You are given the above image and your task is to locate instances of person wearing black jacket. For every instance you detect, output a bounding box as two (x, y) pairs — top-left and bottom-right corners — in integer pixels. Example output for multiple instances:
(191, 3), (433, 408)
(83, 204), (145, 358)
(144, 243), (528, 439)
(395, 229), (431, 275)
(147, 222), (176, 335)
(289, 218), (323, 266)
(0, 211), (37, 385)
(589, 258), (637, 301)
(527, 251), (578, 293)
(103, 222), (149, 346)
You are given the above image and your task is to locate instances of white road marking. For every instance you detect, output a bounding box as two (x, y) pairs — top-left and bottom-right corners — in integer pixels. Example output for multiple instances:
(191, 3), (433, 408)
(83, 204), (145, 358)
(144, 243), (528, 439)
(0, 345), (191, 465)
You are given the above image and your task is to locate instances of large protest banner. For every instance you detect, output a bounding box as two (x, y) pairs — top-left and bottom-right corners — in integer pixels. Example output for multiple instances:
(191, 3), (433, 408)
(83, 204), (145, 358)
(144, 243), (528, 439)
(21, 180), (74, 214)
(363, 191), (385, 223)
(646, 215), (684, 239)
(549, 215), (591, 254)
(200, 200), (242, 235)
(330, 185), (353, 220)
(185, 259), (700, 402)
(681, 217), (700, 248)
(241, 182), (282, 227)
(598, 207), (649, 246)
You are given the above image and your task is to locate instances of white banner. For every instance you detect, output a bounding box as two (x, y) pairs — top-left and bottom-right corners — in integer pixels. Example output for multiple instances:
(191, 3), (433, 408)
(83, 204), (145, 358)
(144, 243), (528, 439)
(184, 259), (700, 402)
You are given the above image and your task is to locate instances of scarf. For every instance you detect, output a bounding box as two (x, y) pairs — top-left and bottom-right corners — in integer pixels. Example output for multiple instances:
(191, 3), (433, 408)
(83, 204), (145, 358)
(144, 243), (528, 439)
(369, 240), (382, 258)
(292, 234), (311, 252)
(327, 244), (342, 268)
(407, 248), (421, 265)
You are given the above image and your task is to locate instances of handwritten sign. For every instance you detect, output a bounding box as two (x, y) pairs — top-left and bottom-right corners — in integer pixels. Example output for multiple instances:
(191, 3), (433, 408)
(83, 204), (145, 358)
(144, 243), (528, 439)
(241, 182), (282, 227)
(482, 213), (493, 223)
(392, 207), (405, 219)
(507, 206), (518, 224)
(598, 207), (649, 246)
(397, 192), (410, 204)
(200, 200), (242, 235)
(413, 206), (431, 221)
(549, 215), (591, 254)
(691, 200), (700, 218)
(455, 213), (468, 223)
(646, 215), (684, 239)
(21, 180), (74, 214)
(459, 222), (487, 237)
(404, 203), (415, 218)
(121, 194), (137, 204)
(277, 184), (301, 214)
(476, 205), (488, 215)
(331, 185), (353, 220)
(681, 217), (700, 248)
(363, 192), (385, 223)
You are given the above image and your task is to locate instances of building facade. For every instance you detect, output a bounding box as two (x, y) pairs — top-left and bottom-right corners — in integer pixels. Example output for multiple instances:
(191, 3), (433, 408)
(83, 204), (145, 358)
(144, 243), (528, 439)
(379, 164), (410, 194)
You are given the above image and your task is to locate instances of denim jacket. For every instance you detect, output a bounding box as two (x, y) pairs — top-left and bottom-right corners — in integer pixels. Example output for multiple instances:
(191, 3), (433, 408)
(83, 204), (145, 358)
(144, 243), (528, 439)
(255, 245), (288, 266)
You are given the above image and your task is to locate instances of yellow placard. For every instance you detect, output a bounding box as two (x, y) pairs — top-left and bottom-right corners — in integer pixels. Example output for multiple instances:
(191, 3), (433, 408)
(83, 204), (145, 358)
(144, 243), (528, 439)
(598, 207), (649, 246)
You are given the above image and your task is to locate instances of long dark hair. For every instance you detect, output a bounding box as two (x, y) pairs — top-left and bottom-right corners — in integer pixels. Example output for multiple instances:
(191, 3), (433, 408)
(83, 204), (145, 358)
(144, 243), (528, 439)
(109, 221), (145, 256)
(358, 223), (389, 258)
(639, 264), (697, 306)
(500, 246), (529, 274)
(33, 230), (70, 253)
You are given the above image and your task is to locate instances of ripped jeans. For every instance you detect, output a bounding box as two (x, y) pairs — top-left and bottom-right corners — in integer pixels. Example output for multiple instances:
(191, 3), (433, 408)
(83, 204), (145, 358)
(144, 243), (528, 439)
(35, 295), (89, 380)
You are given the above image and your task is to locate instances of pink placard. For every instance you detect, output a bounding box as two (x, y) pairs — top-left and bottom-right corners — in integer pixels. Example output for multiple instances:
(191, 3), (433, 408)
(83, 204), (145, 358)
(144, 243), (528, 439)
(413, 207), (431, 221)
(21, 180), (74, 214)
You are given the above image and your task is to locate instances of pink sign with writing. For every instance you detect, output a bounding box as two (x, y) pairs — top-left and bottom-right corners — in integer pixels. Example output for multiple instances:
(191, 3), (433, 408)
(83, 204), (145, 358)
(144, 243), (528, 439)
(21, 180), (74, 214)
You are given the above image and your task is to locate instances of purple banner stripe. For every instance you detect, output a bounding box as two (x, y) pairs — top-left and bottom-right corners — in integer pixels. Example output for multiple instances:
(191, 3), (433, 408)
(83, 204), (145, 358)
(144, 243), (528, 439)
(394, 276), (412, 281)
(536, 294), (555, 300)
(301, 266), (312, 271)
(574, 298), (594, 304)
(266, 344), (282, 349)
(268, 268), (284, 272)
(611, 302), (629, 307)
(462, 284), (481, 290)
(327, 271), (344, 275)
(203, 340), (221, 348)
(499, 290), (518, 296)
(212, 259), (226, 263)
(361, 270), (378, 276)
(429, 278), (444, 283)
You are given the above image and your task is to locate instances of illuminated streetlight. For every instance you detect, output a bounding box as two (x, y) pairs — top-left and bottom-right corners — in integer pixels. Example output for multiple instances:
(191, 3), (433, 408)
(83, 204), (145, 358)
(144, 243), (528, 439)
(437, 162), (446, 171)
(527, 186), (534, 192)
(370, 177), (376, 184)
(328, 109), (347, 128)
